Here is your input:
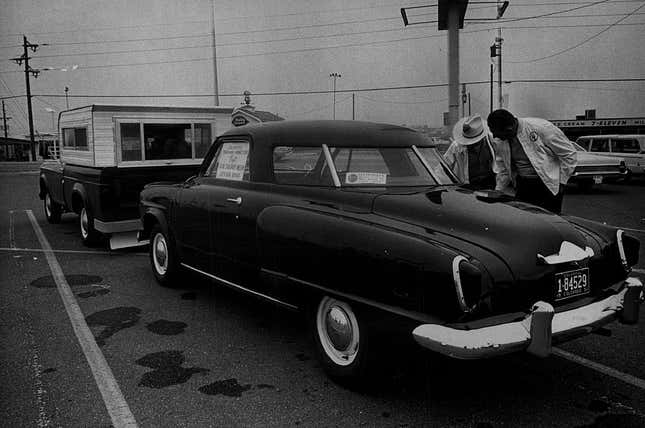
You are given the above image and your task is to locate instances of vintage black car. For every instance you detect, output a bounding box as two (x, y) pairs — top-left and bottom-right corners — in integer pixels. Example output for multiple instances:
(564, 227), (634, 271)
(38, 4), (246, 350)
(139, 120), (642, 382)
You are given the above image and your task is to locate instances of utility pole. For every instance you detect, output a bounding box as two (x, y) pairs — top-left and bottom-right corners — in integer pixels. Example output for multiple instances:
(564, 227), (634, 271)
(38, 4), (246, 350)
(329, 72), (341, 120)
(461, 83), (467, 117)
(352, 93), (355, 120)
(490, 63), (494, 113)
(496, 32), (503, 109)
(12, 36), (40, 160)
(2, 100), (11, 138)
(64, 86), (70, 109)
(210, 0), (220, 106)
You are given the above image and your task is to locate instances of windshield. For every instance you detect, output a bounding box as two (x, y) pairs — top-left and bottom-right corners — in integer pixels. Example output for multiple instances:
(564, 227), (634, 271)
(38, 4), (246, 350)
(327, 146), (456, 187)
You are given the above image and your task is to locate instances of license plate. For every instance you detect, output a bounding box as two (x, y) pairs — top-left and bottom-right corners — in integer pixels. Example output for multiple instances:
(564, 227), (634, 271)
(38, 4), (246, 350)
(555, 268), (590, 301)
(593, 175), (603, 184)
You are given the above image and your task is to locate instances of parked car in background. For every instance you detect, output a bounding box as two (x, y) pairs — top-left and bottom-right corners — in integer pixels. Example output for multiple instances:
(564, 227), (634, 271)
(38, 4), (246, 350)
(576, 135), (645, 179)
(139, 120), (642, 385)
(568, 141), (627, 190)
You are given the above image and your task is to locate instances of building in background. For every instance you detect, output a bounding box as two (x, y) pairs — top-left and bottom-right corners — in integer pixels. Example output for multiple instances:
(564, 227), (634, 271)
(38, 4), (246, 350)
(231, 91), (284, 127)
(551, 109), (645, 141)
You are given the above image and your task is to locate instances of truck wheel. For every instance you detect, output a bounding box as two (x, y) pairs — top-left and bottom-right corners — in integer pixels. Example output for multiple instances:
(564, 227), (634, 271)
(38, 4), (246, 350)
(43, 192), (62, 224)
(312, 296), (373, 385)
(150, 224), (179, 287)
(79, 204), (100, 246)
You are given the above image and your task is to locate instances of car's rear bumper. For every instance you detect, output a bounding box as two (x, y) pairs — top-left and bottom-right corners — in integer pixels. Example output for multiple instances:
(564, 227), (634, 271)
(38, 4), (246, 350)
(412, 277), (643, 359)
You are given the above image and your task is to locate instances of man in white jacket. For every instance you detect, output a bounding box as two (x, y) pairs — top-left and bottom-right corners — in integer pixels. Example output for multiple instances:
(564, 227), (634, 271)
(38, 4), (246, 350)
(487, 109), (577, 214)
(443, 114), (496, 190)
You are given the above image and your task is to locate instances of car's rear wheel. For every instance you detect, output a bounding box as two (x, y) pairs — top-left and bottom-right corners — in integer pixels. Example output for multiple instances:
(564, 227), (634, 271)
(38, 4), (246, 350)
(43, 191), (62, 224)
(312, 296), (372, 384)
(79, 204), (100, 246)
(150, 224), (179, 287)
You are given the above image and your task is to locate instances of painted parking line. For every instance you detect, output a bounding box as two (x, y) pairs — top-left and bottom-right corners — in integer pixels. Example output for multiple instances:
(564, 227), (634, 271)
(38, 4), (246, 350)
(25, 210), (138, 428)
(553, 347), (645, 391)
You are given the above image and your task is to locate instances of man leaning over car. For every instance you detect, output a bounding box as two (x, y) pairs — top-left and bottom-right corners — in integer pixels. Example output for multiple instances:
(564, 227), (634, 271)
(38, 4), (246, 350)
(487, 109), (578, 215)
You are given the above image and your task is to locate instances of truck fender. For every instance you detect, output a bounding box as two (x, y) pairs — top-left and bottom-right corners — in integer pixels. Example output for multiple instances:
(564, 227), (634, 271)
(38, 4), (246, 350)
(71, 183), (89, 215)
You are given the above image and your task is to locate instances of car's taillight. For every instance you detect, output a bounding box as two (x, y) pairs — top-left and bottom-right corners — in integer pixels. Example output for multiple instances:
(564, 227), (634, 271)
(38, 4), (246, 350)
(617, 229), (640, 272)
(452, 256), (483, 313)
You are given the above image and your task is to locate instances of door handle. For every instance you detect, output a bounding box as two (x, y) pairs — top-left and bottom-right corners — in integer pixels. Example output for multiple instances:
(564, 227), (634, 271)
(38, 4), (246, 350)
(226, 196), (242, 205)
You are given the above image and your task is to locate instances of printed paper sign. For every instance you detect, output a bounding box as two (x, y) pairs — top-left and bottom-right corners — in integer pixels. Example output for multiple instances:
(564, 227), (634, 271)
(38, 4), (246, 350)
(216, 143), (249, 180)
(344, 172), (387, 185)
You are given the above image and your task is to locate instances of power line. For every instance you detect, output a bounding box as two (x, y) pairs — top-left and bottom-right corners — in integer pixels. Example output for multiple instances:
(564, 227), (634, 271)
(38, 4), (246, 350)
(486, 0), (612, 23)
(508, 2), (645, 63)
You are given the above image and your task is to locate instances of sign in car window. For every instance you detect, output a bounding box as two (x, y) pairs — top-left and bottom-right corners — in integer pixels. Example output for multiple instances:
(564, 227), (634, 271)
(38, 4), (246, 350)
(216, 142), (249, 181)
(345, 172), (387, 185)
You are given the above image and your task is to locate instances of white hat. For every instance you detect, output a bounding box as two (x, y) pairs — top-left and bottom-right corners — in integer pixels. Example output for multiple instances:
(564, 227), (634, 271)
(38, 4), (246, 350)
(452, 115), (489, 146)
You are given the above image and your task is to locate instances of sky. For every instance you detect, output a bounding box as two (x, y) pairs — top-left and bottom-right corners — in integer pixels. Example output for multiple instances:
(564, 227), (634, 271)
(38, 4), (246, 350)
(0, 0), (644, 138)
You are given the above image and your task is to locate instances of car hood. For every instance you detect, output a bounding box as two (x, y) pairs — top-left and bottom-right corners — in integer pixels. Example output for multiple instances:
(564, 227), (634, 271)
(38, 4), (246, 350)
(576, 151), (623, 166)
(371, 187), (590, 275)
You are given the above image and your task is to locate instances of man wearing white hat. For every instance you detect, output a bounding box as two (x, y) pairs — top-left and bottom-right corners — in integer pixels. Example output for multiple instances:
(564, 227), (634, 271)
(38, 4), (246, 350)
(443, 114), (496, 190)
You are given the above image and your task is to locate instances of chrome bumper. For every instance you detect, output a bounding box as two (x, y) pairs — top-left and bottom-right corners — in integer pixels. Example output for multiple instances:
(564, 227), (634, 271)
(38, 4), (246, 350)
(412, 277), (643, 360)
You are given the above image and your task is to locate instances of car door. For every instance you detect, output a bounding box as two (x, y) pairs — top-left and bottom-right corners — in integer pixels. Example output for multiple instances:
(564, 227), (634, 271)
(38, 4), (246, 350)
(173, 175), (214, 273)
(205, 139), (259, 287)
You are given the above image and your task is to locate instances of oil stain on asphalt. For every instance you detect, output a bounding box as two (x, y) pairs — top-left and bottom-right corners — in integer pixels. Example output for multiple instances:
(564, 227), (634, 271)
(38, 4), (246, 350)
(85, 307), (141, 346)
(76, 288), (110, 299)
(136, 350), (209, 389)
(31, 274), (103, 289)
(146, 320), (187, 335)
(199, 379), (252, 397)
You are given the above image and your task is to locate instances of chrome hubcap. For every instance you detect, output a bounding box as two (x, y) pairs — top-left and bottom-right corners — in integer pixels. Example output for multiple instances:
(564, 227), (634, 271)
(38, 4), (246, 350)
(152, 233), (168, 275)
(316, 297), (359, 366)
(80, 208), (89, 238)
(45, 194), (52, 217)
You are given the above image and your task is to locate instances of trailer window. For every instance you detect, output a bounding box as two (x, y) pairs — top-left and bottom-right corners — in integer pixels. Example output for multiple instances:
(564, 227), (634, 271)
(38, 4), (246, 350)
(120, 123), (142, 161)
(144, 123), (192, 160)
(62, 127), (88, 151)
(194, 124), (212, 158)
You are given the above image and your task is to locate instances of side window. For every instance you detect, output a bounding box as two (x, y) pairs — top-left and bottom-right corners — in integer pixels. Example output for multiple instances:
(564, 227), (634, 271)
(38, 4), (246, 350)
(62, 127), (88, 151)
(273, 146), (328, 185)
(206, 141), (250, 181)
(590, 138), (609, 152)
(611, 138), (640, 154)
(144, 123), (192, 160)
(120, 123), (142, 161)
(576, 138), (590, 151)
(194, 124), (212, 158)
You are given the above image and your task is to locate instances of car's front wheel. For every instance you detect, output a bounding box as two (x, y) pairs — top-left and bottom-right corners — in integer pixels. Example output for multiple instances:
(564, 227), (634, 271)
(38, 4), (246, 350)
(43, 191), (62, 224)
(312, 296), (372, 384)
(150, 224), (179, 287)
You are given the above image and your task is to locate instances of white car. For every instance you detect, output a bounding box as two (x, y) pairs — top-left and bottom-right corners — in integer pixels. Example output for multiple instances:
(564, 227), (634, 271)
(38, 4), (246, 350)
(569, 141), (627, 190)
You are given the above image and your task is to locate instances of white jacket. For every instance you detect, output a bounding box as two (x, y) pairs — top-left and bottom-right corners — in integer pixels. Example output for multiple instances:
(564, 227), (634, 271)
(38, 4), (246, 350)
(493, 118), (577, 196)
(443, 136), (496, 183)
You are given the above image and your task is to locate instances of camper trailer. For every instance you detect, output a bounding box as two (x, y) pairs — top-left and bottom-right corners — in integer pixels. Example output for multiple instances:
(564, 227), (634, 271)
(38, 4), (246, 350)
(39, 104), (233, 249)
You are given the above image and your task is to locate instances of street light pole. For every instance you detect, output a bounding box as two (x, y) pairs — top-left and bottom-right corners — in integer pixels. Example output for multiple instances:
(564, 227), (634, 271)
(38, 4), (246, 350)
(329, 72), (341, 120)
(64, 86), (69, 109)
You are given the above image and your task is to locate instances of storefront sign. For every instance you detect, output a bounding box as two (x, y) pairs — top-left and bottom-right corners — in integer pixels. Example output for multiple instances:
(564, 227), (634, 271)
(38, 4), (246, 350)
(552, 118), (645, 128)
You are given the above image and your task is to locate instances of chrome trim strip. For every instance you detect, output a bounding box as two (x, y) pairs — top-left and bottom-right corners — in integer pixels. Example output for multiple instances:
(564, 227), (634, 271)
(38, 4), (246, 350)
(617, 229), (629, 271)
(181, 263), (298, 310)
(321, 144), (341, 188)
(412, 145), (440, 183)
(261, 268), (439, 324)
(451, 255), (472, 313)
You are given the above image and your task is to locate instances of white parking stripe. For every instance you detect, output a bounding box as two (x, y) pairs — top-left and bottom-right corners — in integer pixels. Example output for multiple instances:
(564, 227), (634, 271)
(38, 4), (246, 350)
(26, 210), (138, 428)
(9, 210), (16, 248)
(0, 247), (147, 256)
(553, 347), (645, 390)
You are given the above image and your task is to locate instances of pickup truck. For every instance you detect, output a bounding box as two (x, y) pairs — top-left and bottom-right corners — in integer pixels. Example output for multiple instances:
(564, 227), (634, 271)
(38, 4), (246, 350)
(39, 104), (233, 249)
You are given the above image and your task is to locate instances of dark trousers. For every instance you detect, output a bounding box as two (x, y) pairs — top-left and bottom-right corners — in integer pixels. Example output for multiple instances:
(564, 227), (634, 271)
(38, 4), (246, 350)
(515, 176), (564, 214)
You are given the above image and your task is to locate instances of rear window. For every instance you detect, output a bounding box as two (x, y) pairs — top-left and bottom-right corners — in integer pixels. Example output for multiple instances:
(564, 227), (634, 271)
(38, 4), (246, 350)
(62, 127), (88, 151)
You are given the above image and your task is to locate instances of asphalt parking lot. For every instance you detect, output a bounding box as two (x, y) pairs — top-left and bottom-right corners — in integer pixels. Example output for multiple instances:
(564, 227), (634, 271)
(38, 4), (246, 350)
(1, 165), (644, 427)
